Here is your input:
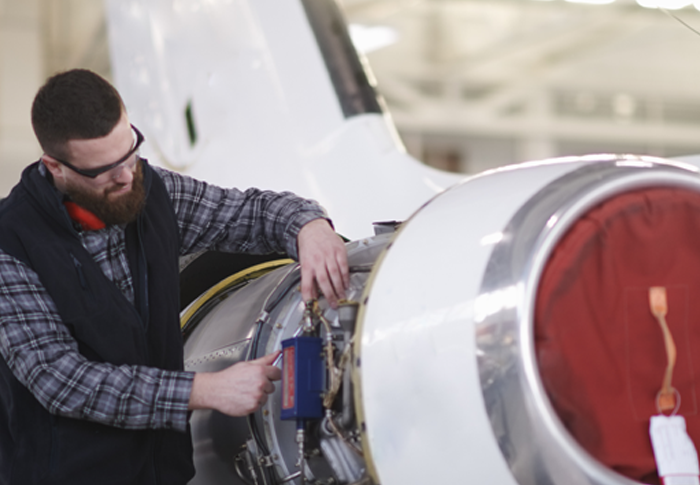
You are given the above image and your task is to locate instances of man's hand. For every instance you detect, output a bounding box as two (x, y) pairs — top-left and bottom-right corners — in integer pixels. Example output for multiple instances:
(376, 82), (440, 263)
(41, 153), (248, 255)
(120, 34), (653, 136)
(188, 351), (281, 416)
(297, 219), (349, 308)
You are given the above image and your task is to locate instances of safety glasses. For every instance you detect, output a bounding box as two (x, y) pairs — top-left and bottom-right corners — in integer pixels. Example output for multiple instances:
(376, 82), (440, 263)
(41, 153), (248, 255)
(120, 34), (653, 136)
(52, 124), (144, 179)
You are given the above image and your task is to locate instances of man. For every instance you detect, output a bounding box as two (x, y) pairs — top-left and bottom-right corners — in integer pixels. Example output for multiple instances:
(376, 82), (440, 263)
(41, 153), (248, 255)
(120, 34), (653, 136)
(0, 69), (349, 484)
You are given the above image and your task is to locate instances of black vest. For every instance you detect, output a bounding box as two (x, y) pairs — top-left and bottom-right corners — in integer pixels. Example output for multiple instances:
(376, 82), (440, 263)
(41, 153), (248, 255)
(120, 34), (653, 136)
(0, 161), (194, 484)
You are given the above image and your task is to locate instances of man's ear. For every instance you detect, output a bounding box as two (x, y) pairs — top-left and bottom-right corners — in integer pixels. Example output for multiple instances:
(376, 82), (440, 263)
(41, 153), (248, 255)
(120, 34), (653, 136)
(41, 155), (63, 179)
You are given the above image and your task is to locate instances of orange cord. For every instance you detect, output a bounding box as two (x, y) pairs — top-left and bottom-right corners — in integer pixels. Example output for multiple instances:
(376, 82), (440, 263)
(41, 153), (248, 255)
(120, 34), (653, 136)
(649, 287), (677, 412)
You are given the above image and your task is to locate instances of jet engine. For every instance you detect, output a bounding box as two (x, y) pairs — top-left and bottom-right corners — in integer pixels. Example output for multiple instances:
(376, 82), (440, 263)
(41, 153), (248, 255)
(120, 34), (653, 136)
(182, 154), (700, 485)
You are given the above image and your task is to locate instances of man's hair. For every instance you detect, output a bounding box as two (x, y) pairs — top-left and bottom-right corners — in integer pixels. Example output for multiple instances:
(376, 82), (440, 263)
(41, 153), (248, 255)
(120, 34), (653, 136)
(31, 69), (125, 159)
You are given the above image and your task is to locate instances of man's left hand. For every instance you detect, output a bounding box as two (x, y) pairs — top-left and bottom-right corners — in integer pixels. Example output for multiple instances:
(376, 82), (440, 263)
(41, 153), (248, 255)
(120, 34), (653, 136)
(297, 219), (349, 308)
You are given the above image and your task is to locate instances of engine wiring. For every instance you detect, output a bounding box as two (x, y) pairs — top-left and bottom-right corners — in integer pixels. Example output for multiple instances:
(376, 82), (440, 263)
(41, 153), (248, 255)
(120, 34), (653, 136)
(305, 299), (365, 458)
(244, 268), (369, 484)
(325, 336), (354, 409)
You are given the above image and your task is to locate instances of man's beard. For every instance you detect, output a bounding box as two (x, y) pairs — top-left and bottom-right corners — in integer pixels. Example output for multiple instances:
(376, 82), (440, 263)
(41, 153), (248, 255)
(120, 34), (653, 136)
(65, 162), (146, 226)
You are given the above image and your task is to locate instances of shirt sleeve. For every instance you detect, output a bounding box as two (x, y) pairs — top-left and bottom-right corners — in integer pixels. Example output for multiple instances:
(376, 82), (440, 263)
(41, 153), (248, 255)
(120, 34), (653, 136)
(153, 166), (328, 259)
(0, 250), (193, 432)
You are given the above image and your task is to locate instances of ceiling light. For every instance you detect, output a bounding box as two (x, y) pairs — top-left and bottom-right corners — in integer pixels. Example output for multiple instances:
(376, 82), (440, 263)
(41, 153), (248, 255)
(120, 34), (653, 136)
(566, 0), (616, 4)
(636, 0), (692, 8)
(349, 24), (399, 54)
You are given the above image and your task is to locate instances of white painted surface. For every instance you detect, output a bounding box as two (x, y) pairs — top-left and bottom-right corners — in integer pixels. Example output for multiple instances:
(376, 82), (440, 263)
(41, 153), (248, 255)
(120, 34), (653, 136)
(358, 158), (587, 485)
(105, 0), (463, 239)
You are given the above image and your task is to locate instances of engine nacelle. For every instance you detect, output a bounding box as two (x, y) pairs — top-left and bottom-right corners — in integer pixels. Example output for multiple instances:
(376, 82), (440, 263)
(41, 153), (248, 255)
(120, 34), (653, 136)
(182, 154), (700, 485)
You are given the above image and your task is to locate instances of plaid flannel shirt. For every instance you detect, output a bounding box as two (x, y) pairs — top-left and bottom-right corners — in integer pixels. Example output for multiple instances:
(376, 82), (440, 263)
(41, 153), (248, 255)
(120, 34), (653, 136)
(0, 164), (326, 432)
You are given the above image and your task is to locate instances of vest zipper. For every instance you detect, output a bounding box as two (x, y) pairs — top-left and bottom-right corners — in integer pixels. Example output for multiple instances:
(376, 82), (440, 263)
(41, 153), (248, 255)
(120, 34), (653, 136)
(137, 217), (149, 329)
(70, 253), (87, 290)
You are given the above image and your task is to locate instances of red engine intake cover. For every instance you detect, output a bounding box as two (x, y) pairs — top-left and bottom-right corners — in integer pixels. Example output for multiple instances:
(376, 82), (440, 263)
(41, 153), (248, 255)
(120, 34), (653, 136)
(535, 187), (700, 485)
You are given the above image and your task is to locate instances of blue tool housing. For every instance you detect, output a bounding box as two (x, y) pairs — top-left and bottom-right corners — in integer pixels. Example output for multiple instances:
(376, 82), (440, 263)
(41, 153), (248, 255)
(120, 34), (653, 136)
(280, 336), (325, 420)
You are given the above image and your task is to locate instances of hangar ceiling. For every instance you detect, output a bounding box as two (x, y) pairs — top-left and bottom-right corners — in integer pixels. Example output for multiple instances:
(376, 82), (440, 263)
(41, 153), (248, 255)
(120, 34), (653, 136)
(29, 0), (700, 172)
(343, 0), (700, 171)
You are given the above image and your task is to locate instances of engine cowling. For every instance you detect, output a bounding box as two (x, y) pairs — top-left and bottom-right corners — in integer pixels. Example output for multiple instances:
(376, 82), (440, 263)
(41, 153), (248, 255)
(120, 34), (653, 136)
(182, 154), (700, 485)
